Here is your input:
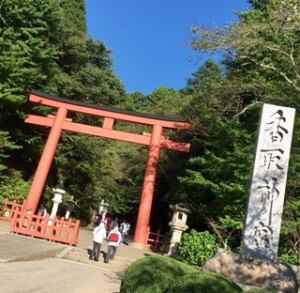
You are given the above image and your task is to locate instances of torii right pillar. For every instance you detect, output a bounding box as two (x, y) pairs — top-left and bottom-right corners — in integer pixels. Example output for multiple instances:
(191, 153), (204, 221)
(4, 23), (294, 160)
(133, 125), (162, 247)
(133, 123), (190, 248)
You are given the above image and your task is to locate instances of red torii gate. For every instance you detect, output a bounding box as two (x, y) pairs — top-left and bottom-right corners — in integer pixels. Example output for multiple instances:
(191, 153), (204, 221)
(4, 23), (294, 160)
(24, 91), (191, 247)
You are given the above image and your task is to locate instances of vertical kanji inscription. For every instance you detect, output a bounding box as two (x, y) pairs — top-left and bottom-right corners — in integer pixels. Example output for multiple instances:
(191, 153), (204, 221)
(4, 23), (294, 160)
(242, 104), (295, 260)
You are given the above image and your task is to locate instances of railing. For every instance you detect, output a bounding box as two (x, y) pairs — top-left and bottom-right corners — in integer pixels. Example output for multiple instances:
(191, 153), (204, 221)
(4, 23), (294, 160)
(147, 230), (163, 251)
(11, 210), (80, 246)
(0, 199), (24, 221)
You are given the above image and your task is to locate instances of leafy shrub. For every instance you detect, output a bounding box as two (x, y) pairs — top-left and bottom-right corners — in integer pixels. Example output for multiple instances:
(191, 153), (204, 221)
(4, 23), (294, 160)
(167, 272), (242, 293)
(0, 170), (30, 206)
(176, 230), (218, 266)
(279, 247), (299, 266)
(120, 255), (199, 293)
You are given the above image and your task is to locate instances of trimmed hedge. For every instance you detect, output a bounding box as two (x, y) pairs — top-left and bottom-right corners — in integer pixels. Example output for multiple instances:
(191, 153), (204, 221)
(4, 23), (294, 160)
(167, 272), (242, 293)
(246, 289), (277, 293)
(120, 255), (198, 293)
(120, 255), (242, 293)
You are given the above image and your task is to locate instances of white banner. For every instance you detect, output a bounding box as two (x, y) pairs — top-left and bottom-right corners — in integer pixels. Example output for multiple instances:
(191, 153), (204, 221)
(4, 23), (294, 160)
(242, 103), (295, 260)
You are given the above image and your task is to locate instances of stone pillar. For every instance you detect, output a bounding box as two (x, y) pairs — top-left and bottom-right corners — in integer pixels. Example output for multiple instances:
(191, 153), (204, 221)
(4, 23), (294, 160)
(50, 188), (65, 219)
(242, 104), (295, 260)
(168, 204), (190, 256)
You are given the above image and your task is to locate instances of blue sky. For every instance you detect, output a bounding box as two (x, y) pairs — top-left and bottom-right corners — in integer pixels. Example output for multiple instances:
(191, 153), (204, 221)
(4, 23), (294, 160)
(86, 1), (249, 95)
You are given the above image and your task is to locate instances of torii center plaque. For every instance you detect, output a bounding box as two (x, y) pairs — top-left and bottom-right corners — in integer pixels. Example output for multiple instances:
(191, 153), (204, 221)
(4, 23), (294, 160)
(242, 103), (295, 260)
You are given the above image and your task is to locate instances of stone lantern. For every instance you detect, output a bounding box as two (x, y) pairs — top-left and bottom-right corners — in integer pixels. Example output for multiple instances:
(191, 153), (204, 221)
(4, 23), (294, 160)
(50, 188), (65, 219)
(98, 199), (109, 222)
(168, 203), (190, 256)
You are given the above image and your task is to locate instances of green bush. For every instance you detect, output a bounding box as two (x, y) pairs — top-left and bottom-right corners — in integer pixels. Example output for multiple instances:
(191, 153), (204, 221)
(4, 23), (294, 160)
(0, 170), (30, 206)
(279, 247), (299, 266)
(120, 255), (242, 293)
(167, 272), (242, 293)
(176, 230), (218, 266)
(120, 255), (199, 293)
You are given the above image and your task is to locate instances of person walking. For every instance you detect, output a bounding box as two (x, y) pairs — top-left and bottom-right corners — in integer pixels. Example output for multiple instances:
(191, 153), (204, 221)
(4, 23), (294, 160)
(120, 221), (130, 245)
(104, 225), (122, 263)
(90, 222), (106, 262)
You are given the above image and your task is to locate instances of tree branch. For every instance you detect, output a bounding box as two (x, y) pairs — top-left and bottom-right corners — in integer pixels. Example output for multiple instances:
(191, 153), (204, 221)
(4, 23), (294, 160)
(244, 56), (300, 92)
(233, 101), (263, 119)
(206, 217), (226, 248)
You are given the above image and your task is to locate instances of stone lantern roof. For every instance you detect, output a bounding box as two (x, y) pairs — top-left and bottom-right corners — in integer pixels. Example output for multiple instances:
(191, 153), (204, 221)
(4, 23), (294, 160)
(169, 203), (191, 214)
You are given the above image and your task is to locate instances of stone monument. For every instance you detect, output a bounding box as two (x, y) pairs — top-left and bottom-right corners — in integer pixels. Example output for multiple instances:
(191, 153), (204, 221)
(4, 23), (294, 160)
(242, 104), (295, 260)
(204, 104), (298, 292)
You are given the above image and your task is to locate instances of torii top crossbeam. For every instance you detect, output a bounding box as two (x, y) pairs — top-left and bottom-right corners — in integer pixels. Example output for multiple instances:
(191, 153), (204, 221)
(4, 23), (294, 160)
(25, 90), (192, 247)
(27, 90), (191, 151)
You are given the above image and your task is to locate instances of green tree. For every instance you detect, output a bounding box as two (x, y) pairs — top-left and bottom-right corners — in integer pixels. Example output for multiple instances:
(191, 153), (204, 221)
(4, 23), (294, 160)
(182, 60), (224, 95)
(184, 0), (300, 262)
(146, 87), (192, 116)
(193, 0), (300, 105)
(249, 0), (270, 9)
(0, 0), (61, 109)
(0, 131), (20, 173)
(46, 0), (125, 105)
(177, 119), (254, 247)
(0, 0), (126, 221)
(122, 92), (148, 112)
(0, 0), (64, 180)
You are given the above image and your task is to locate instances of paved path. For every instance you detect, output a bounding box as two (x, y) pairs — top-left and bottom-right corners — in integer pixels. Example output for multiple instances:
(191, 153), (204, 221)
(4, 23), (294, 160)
(0, 233), (65, 262)
(0, 221), (151, 293)
(73, 227), (148, 273)
(0, 220), (10, 233)
(0, 258), (120, 293)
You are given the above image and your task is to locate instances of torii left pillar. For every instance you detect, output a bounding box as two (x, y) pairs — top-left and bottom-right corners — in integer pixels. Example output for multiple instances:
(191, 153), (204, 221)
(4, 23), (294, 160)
(25, 107), (67, 212)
